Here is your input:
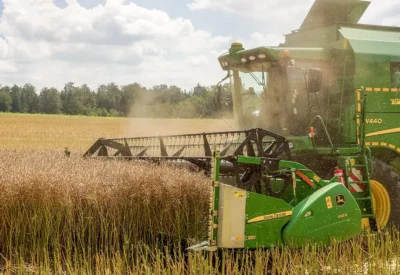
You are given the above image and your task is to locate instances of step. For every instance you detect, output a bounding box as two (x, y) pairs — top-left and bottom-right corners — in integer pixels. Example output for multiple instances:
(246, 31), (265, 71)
(347, 181), (370, 184)
(354, 197), (372, 201)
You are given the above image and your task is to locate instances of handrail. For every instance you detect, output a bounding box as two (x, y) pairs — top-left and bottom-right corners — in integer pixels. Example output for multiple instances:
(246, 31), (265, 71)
(365, 146), (373, 176)
(325, 59), (335, 128)
(309, 115), (335, 150)
(338, 55), (351, 133)
(360, 87), (367, 149)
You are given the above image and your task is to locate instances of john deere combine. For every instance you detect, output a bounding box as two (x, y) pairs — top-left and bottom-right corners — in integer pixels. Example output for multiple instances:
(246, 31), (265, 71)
(84, 0), (400, 248)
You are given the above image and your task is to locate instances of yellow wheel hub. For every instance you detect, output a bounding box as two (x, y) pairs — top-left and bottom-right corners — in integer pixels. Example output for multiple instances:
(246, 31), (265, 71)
(370, 179), (391, 229)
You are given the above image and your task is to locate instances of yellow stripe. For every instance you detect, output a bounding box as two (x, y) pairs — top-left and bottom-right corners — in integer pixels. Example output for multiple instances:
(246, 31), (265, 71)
(365, 142), (371, 146)
(381, 142), (387, 146)
(357, 92), (361, 101)
(389, 144), (396, 149)
(364, 87), (399, 93)
(366, 127), (400, 137)
(247, 211), (292, 224)
(372, 142), (379, 146)
(397, 148), (400, 153)
(357, 103), (361, 112)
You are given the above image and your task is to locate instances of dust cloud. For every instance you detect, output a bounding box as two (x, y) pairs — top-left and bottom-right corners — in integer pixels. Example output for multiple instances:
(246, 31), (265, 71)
(123, 93), (236, 137)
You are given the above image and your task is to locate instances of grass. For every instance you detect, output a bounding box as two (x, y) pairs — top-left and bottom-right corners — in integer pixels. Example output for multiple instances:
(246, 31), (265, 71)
(1, 113), (400, 274)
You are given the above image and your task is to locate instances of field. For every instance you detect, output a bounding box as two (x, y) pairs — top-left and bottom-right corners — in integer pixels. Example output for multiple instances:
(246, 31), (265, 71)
(1, 113), (400, 274)
(0, 113), (234, 150)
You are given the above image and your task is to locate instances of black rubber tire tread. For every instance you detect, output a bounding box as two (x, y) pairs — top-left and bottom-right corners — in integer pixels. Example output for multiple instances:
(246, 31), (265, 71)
(371, 158), (400, 227)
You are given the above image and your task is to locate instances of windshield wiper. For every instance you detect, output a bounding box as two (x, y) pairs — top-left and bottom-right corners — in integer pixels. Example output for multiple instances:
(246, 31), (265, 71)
(244, 65), (264, 87)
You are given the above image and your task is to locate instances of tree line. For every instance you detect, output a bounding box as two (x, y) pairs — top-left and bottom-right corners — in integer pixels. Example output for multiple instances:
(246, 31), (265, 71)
(0, 82), (232, 118)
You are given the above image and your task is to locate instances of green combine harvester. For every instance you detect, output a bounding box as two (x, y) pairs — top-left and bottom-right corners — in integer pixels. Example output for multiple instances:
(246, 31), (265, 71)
(84, 0), (400, 249)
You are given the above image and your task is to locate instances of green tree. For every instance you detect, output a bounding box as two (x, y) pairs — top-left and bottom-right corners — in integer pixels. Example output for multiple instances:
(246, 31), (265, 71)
(10, 85), (22, 112)
(0, 86), (12, 112)
(96, 83), (122, 114)
(60, 83), (96, 115)
(175, 100), (196, 118)
(76, 84), (96, 115)
(189, 96), (207, 118)
(167, 85), (186, 104)
(39, 87), (62, 114)
(149, 103), (174, 118)
(120, 83), (144, 116)
(61, 82), (80, 115)
(192, 83), (207, 97)
(20, 84), (38, 113)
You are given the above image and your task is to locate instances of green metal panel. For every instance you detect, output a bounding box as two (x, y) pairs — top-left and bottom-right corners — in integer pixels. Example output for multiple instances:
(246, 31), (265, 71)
(364, 91), (400, 113)
(343, 105), (357, 143)
(236, 155), (262, 165)
(282, 182), (362, 247)
(287, 136), (315, 154)
(339, 26), (400, 88)
(339, 27), (400, 58)
(244, 193), (292, 248)
(363, 90), (400, 154)
(354, 58), (392, 88)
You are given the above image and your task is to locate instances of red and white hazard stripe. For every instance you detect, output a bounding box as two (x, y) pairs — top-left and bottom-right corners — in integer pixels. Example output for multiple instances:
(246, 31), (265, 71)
(347, 167), (365, 193)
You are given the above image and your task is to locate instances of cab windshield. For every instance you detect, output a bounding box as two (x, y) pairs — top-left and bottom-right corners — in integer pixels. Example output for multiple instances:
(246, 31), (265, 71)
(231, 64), (308, 134)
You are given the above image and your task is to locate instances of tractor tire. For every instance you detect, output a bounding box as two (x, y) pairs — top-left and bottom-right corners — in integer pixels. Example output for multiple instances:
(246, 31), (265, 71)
(371, 159), (400, 228)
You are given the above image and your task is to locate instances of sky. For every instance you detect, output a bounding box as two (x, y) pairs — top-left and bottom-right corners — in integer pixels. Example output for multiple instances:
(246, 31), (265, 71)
(0, 0), (398, 91)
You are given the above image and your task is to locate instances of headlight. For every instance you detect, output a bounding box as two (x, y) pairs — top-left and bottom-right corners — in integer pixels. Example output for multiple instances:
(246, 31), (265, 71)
(252, 110), (260, 116)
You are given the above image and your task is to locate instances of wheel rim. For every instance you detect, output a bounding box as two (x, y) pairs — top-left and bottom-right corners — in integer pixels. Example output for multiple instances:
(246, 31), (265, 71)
(370, 179), (391, 229)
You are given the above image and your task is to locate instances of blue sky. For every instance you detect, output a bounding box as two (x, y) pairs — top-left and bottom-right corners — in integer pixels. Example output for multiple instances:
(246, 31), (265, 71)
(0, 0), (398, 90)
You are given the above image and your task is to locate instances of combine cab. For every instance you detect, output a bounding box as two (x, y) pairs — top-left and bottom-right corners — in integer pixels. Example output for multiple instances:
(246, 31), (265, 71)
(85, 0), (400, 248)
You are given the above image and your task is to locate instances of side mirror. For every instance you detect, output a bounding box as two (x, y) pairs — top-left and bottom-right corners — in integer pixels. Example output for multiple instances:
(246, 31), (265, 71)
(307, 68), (322, 93)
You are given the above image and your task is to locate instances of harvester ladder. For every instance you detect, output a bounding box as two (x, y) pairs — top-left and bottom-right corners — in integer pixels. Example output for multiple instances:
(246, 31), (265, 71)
(342, 155), (378, 231)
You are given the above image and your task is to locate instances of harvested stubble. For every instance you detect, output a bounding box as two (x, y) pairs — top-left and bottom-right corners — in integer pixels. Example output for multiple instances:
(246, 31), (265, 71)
(1, 150), (400, 274)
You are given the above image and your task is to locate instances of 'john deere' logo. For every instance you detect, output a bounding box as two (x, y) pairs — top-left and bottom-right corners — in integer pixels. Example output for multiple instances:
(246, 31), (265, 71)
(336, 195), (345, 206)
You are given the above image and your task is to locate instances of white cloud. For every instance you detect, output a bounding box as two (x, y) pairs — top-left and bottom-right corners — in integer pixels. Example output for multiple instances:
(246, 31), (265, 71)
(360, 0), (400, 26)
(0, 60), (17, 73)
(188, 0), (399, 32)
(247, 32), (285, 47)
(189, 0), (314, 33)
(0, 0), (231, 90)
